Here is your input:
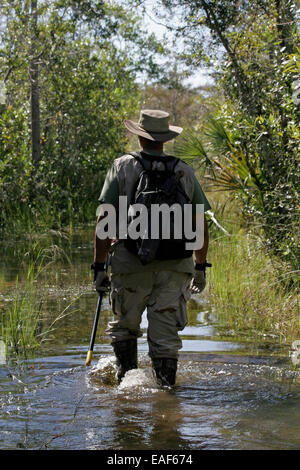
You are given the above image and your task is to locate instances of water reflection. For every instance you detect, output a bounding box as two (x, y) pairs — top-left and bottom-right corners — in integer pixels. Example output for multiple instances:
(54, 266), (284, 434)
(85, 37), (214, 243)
(110, 392), (186, 450)
(148, 393), (187, 450)
(1, 229), (300, 450)
(86, 360), (189, 451)
(1, 352), (300, 450)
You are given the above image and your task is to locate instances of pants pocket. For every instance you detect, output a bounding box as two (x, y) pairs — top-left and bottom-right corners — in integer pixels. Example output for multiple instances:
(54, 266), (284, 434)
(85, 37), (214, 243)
(176, 280), (192, 330)
(110, 286), (124, 317)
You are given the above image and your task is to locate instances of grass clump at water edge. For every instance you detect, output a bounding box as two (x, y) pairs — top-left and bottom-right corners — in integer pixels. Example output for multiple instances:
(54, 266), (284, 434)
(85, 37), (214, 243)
(206, 230), (300, 344)
(0, 241), (81, 361)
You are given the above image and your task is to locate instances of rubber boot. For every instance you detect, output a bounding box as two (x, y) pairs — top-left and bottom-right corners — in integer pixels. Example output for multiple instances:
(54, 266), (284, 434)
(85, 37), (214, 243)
(152, 358), (178, 387)
(113, 339), (138, 384)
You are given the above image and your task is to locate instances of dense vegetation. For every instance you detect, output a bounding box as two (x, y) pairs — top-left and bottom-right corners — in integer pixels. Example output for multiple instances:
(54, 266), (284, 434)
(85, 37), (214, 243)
(0, 0), (162, 234)
(157, 0), (299, 279)
(0, 0), (299, 274)
(0, 0), (299, 359)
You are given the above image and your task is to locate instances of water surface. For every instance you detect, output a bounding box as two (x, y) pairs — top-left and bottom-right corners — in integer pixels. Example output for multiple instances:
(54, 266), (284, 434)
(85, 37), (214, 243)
(0, 230), (299, 450)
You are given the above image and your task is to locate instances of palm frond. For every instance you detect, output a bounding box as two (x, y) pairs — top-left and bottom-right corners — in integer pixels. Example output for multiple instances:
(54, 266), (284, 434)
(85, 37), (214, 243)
(173, 130), (215, 173)
(173, 120), (262, 194)
(204, 117), (233, 154)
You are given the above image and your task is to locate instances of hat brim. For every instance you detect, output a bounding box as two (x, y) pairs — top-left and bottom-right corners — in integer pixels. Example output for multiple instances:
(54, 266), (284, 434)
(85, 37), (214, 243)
(124, 119), (183, 142)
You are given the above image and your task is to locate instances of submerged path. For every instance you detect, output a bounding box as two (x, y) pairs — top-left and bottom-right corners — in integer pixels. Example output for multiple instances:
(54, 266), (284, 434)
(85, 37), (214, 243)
(0, 230), (299, 450)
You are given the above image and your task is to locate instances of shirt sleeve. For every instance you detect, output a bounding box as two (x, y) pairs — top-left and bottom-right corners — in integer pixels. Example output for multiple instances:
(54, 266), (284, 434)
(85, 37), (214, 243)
(98, 164), (119, 208)
(191, 177), (211, 214)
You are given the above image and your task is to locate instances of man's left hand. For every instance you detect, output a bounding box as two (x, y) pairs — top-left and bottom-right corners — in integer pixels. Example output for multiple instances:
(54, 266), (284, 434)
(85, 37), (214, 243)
(91, 262), (110, 293)
(95, 271), (110, 293)
(190, 271), (206, 294)
(190, 262), (212, 294)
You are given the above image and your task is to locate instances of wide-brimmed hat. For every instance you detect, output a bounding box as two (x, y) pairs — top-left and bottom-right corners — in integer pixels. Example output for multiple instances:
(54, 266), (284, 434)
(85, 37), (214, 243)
(124, 109), (183, 142)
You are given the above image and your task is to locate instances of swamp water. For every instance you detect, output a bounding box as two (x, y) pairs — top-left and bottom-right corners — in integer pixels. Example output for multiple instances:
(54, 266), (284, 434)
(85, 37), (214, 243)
(0, 229), (300, 450)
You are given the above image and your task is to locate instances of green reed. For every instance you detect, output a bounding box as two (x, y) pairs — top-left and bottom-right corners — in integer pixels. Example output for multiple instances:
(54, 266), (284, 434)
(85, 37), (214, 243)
(1, 275), (42, 359)
(207, 229), (300, 343)
(0, 239), (78, 361)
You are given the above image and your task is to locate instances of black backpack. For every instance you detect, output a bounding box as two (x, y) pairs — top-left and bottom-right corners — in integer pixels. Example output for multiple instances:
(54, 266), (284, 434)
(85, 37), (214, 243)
(124, 151), (194, 265)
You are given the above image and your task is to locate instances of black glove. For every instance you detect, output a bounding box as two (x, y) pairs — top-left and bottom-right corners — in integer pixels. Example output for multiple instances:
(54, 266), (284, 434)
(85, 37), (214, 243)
(190, 261), (212, 294)
(195, 261), (212, 277)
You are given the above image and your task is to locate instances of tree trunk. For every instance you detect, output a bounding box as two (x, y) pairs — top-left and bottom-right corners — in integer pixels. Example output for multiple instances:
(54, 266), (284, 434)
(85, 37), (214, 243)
(30, 0), (41, 168)
(199, 0), (253, 113)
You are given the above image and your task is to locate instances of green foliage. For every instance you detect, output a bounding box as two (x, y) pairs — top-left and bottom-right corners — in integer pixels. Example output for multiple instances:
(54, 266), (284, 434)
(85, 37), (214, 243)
(208, 228), (300, 342)
(162, 0), (300, 276)
(0, 106), (32, 208)
(0, 0), (162, 236)
(0, 239), (79, 360)
(176, 107), (299, 276)
(140, 76), (217, 130)
(35, 43), (138, 224)
(1, 274), (42, 359)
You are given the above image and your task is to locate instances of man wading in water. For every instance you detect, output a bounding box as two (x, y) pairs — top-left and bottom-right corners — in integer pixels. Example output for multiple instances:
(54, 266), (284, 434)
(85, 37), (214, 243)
(92, 109), (211, 387)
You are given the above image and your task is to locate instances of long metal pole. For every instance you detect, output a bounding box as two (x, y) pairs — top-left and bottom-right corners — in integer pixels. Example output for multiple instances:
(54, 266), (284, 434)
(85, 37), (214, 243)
(85, 292), (104, 366)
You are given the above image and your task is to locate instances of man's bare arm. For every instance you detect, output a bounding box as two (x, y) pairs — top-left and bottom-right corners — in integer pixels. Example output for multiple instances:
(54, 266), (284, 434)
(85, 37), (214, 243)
(194, 215), (209, 264)
(94, 215), (112, 263)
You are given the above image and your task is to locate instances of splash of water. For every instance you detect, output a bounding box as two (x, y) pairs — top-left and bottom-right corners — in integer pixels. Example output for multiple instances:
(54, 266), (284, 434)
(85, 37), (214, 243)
(118, 367), (159, 392)
(91, 355), (116, 373)
(88, 355), (118, 386)
(88, 354), (162, 392)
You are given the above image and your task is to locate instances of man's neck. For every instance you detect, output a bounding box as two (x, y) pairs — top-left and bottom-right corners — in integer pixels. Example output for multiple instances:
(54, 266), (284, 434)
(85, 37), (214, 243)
(141, 147), (164, 156)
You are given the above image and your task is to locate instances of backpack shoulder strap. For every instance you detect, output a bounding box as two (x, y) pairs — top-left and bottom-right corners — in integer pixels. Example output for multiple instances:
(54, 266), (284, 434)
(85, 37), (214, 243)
(129, 152), (152, 172)
(129, 151), (181, 173)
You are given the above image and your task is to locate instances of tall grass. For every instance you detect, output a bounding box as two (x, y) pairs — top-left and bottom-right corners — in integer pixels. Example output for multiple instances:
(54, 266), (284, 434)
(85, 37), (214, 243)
(1, 275), (42, 359)
(207, 229), (300, 344)
(0, 240), (78, 361)
(0, 199), (96, 241)
(0, 202), (55, 239)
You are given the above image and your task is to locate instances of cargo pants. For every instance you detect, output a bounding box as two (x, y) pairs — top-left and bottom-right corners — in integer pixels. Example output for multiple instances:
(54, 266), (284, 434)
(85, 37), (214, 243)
(106, 271), (192, 359)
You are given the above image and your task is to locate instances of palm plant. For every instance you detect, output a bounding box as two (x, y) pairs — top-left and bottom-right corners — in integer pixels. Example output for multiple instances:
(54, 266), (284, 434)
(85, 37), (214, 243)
(175, 118), (262, 195)
(174, 117), (299, 281)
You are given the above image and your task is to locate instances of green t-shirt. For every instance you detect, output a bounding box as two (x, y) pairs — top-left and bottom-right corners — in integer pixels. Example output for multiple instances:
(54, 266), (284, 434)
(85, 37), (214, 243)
(98, 150), (211, 274)
(99, 153), (211, 213)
